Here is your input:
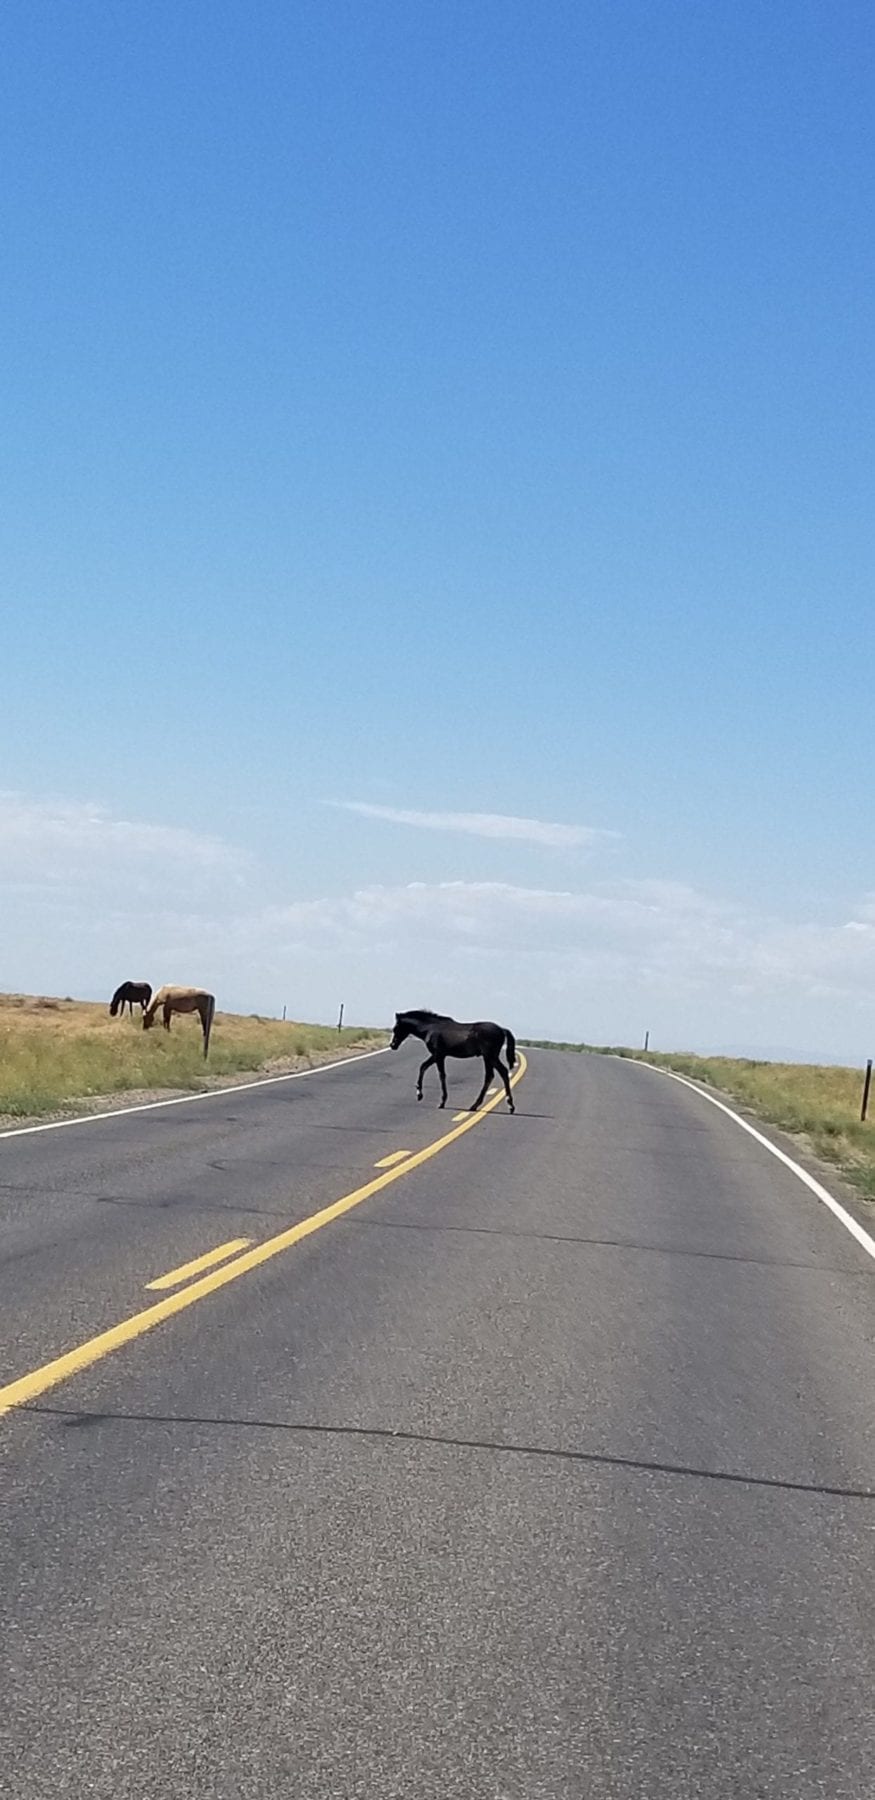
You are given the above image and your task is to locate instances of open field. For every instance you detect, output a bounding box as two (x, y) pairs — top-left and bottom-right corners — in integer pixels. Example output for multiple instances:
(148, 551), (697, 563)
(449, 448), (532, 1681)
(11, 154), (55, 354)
(524, 1039), (875, 1202)
(0, 993), (387, 1125)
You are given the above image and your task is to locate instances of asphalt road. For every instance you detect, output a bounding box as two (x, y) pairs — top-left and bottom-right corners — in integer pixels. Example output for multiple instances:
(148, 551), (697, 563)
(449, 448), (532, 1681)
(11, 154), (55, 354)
(1, 1045), (873, 1798)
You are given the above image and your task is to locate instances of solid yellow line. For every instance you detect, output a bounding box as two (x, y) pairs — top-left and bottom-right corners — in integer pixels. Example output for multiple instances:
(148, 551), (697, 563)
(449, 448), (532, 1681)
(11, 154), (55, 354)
(374, 1150), (411, 1169)
(0, 1053), (527, 1418)
(146, 1239), (252, 1291)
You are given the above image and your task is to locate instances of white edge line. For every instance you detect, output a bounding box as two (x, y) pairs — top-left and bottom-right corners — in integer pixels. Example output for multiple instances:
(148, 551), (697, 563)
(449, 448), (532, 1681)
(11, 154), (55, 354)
(0, 1046), (391, 1142)
(632, 1060), (875, 1265)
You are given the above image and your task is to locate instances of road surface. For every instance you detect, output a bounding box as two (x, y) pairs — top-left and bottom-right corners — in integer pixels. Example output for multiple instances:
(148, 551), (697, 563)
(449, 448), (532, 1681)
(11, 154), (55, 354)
(1, 1045), (873, 1797)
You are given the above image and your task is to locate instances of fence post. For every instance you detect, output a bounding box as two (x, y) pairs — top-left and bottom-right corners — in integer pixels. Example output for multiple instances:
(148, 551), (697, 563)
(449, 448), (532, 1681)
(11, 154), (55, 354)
(861, 1059), (872, 1123)
(282, 1005), (286, 1022)
(337, 1002), (344, 1034)
(644, 1030), (650, 1051)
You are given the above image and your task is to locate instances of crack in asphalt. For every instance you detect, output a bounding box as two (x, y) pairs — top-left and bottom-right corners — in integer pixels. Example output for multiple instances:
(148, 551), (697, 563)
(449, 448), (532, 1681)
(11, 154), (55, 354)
(339, 1216), (873, 1276)
(19, 1402), (875, 1501)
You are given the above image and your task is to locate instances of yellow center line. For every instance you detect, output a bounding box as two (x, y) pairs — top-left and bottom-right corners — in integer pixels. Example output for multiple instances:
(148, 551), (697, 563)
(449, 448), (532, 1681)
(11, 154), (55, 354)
(374, 1150), (412, 1169)
(146, 1239), (252, 1291)
(0, 1053), (527, 1420)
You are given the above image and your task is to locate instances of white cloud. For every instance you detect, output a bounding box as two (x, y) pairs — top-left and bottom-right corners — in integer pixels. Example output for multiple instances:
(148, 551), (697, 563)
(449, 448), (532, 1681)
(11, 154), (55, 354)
(264, 877), (742, 962)
(0, 792), (250, 895)
(332, 801), (615, 849)
(3, 790), (875, 1058)
(251, 877), (875, 1034)
(846, 893), (875, 928)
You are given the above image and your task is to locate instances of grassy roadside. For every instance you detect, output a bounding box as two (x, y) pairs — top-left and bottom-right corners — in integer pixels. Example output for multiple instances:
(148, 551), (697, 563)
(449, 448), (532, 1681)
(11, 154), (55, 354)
(523, 1038), (875, 1203)
(0, 994), (387, 1122)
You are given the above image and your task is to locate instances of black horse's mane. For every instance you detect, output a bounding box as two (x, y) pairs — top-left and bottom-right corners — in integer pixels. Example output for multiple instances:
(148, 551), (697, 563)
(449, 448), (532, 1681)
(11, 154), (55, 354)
(398, 1008), (447, 1024)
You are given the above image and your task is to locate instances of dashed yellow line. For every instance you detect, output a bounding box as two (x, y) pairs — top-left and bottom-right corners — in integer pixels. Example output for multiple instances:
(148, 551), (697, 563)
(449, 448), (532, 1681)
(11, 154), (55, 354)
(146, 1239), (252, 1291)
(374, 1150), (411, 1169)
(0, 1053), (527, 1419)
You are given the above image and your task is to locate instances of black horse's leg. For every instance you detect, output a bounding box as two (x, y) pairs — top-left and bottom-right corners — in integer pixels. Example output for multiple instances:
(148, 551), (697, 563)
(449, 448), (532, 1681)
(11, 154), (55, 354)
(437, 1053), (448, 1108)
(470, 1057), (493, 1112)
(416, 1053), (435, 1101)
(494, 1054), (515, 1113)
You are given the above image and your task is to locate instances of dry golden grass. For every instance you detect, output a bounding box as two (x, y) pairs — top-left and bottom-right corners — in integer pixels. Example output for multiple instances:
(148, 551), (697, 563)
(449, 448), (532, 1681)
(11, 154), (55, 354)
(0, 993), (386, 1122)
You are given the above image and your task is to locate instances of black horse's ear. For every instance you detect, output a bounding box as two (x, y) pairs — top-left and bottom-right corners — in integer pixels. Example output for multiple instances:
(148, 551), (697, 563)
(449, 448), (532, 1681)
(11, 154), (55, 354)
(394, 1012), (400, 1020)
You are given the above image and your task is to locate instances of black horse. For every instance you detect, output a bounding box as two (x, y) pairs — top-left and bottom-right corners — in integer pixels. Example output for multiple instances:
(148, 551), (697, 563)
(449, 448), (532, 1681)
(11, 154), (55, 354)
(390, 1009), (517, 1113)
(109, 981), (153, 1018)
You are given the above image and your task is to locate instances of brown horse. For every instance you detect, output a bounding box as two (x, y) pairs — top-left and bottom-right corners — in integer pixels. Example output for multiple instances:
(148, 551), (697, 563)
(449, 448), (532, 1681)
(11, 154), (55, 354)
(110, 981), (153, 1017)
(143, 985), (216, 1058)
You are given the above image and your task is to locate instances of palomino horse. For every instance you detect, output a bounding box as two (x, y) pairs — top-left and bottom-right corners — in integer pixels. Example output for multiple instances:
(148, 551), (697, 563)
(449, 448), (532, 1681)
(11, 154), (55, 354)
(109, 981), (153, 1017)
(390, 1009), (517, 1113)
(143, 986), (216, 1058)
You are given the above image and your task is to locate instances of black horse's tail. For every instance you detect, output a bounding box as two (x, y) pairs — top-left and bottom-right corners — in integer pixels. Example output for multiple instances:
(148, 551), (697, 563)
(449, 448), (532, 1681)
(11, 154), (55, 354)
(504, 1028), (517, 1068)
(202, 993), (216, 1059)
(109, 984), (125, 1017)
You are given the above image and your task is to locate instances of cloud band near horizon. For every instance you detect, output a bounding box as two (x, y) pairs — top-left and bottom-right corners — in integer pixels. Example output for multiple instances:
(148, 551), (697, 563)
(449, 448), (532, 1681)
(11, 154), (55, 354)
(332, 802), (617, 849)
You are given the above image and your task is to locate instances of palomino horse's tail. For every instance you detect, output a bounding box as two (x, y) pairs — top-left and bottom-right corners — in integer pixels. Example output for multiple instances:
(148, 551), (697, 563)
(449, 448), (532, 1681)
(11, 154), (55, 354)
(504, 1028), (517, 1068)
(109, 984), (126, 1017)
(202, 994), (216, 1059)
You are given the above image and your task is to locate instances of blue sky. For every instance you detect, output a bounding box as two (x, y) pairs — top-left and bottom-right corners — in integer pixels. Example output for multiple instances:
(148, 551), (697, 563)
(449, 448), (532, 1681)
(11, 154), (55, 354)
(2, 2), (874, 1057)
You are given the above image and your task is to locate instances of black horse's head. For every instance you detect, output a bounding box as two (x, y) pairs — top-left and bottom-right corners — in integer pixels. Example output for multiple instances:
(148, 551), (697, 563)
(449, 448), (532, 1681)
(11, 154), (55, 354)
(391, 1009), (442, 1049)
(390, 1012), (413, 1050)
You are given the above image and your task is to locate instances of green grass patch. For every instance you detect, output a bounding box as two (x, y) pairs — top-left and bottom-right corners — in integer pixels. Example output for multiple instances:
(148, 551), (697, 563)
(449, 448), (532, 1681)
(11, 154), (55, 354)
(523, 1037), (875, 1201)
(0, 994), (386, 1121)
